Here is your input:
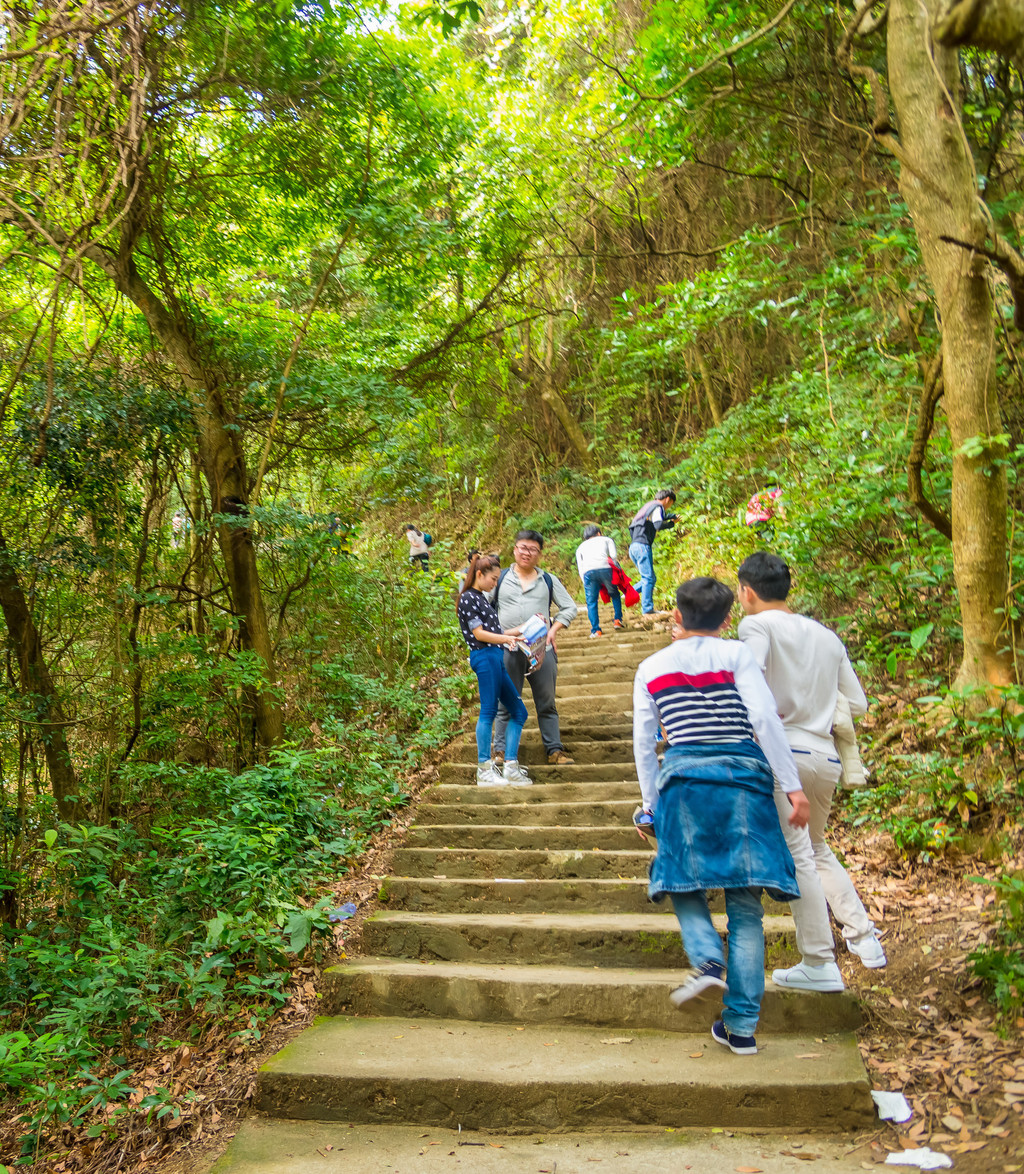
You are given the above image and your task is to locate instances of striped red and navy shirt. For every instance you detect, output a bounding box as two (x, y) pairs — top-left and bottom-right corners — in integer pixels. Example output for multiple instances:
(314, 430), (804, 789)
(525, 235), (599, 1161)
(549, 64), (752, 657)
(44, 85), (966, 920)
(632, 636), (800, 811)
(645, 664), (755, 745)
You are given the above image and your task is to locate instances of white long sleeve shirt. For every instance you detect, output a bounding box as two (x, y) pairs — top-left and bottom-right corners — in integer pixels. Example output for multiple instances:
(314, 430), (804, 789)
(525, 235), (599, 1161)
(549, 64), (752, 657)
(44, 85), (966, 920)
(737, 610), (867, 754)
(633, 636), (801, 812)
(575, 534), (618, 579)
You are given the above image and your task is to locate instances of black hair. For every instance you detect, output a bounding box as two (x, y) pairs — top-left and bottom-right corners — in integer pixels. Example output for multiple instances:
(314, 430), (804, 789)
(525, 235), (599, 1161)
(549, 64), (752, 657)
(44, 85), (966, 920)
(655, 489), (677, 503)
(514, 528), (544, 549)
(457, 552), (500, 608)
(582, 524), (601, 540)
(675, 577), (734, 631)
(404, 523), (419, 533)
(465, 547), (479, 562)
(737, 552), (791, 602)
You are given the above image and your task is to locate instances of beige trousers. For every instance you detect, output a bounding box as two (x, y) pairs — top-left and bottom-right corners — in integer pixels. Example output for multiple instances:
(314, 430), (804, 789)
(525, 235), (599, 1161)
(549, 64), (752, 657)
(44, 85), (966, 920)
(775, 747), (874, 962)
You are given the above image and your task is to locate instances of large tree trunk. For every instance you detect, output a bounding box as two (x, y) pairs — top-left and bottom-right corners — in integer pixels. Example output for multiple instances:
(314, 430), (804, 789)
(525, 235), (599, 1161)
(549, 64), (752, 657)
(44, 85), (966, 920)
(888, 0), (1012, 689)
(0, 529), (82, 820)
(119, 264), (285, 745)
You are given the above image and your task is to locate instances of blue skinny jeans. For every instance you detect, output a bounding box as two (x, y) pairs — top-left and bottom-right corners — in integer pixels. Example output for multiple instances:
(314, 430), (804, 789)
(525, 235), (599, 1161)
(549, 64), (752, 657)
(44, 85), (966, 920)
(628, 541), (656, 613)
(670, 887), (766, 1037)
(583, 567), (622, 633)
(469, 646), (527, 763)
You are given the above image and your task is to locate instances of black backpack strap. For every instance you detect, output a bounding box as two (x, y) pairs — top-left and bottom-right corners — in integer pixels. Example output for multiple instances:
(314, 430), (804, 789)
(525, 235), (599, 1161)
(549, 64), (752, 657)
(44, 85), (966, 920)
(493, 567), (554, 616)
(493, 566), (510, 611)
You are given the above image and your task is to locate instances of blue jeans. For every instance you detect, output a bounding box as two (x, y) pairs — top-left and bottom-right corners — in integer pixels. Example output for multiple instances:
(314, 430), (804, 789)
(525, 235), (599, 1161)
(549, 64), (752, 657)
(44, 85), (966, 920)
(628, 541), (655, 613)
(470, 647), (527, 763)
(583, 568), (621, 633)
(670, 888), (765, 1037)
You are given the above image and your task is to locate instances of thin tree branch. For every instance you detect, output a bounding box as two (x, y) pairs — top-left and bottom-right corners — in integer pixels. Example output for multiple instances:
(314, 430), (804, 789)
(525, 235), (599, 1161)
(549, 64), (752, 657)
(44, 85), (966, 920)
(907, 354), (952, 540)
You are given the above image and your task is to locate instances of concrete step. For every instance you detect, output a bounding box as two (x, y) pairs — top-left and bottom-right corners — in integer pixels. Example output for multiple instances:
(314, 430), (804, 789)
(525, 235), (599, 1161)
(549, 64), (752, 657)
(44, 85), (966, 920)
(558, 632), (669, 652)
(412, 799), (638, 825)
(406, 823), (646, 850)
(548, 714), (634, 734)
(391, 845), (654, 878)
(322, 958), (859, 1033)
(255, 1016), (874, 1131)
(557, 664), (637, 683)
(423, 782), (640, 806)
(546, 695), (633, 717)
(451, 737), (635, 764)
(380, 876), (791, 915)
(438, 761), (636, 784)
(555, 648), (665, 667)
(556, 681), (632, 701)
(207, 1120), (881, 1174)
(362, 910), (799, 969)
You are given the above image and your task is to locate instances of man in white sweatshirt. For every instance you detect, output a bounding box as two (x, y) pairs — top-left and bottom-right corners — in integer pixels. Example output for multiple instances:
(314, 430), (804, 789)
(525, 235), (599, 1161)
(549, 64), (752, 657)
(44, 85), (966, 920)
(737, 552), (886, 985)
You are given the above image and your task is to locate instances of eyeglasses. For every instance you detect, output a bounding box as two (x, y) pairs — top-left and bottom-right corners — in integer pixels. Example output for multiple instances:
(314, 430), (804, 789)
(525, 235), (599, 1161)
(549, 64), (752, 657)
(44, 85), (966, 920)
(515, 544), (541, 555)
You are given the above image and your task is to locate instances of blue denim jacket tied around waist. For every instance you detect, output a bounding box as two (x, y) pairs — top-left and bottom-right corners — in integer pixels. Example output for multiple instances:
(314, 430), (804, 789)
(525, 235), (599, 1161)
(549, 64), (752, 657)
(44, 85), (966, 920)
(648, 740), (800, 904)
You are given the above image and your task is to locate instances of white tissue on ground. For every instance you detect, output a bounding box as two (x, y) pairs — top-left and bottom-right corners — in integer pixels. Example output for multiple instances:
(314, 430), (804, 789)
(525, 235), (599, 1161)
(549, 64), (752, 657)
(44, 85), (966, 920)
(884, 1148), (953, 1170)
(872, 1089), (913, 1122)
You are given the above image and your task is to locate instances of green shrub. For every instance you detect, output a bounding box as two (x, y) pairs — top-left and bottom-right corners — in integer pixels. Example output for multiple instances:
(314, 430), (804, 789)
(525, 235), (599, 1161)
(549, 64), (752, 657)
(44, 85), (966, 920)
(969, 872), (1024, 1026)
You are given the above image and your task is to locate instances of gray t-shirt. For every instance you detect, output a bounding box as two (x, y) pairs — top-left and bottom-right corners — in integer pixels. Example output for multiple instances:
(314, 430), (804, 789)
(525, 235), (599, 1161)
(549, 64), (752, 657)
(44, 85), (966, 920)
(490, 566), (578, 631)
(737, 609), (867, 753)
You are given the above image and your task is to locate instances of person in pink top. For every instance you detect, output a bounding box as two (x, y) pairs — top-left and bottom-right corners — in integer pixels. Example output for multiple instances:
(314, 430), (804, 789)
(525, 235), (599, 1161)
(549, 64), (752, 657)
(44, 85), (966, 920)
(744, 487), (784, 540)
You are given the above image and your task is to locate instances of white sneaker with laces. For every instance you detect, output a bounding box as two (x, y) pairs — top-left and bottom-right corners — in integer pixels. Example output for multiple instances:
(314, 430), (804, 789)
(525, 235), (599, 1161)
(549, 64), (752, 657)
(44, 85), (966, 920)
(502, 760), (533, 786)
(847, 929), (887, 968)
(771, 960), (845, 992)
(476, 760), (507, 787)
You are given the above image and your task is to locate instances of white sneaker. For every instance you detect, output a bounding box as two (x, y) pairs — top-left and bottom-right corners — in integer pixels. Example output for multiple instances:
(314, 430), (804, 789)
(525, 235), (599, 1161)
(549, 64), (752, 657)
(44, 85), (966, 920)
(847, 930), (887, 968)
(476, 761), (507, 787)
(771, 961), (845, 992)
(502, 760), (533, 786)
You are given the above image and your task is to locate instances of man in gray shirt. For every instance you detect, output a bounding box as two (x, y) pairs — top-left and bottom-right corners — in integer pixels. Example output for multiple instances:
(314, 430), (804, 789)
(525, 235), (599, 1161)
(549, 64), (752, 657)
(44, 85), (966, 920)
(491, 529), (579, 767)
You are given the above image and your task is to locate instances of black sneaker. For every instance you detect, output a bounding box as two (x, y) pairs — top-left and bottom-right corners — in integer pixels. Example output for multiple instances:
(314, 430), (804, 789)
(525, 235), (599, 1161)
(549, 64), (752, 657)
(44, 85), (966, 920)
(669, 960), (727, 1007)
(711, 1018), (757, 1055)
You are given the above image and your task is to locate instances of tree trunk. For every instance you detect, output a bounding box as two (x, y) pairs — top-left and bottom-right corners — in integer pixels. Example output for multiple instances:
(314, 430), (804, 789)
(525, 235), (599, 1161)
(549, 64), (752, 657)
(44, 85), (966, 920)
(694, 346), (724, 426)
(888, 0), (1012, 689)
(0, 528), (82, 820)
(114, 261), (284, 745)
(540, 379), (596, 471)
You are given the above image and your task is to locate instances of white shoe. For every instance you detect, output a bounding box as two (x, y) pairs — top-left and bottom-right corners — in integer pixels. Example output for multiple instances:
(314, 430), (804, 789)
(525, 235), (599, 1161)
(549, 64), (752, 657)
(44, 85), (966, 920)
(476, 761), (507, 787)
(771, 961), (845, 992)
(502, 760), (533, 786)
(847, 930), (887, 968)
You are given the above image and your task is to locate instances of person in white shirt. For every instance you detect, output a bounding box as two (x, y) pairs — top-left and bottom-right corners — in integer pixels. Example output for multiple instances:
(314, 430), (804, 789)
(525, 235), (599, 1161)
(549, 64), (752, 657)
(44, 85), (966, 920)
(574, 524), (623, 636)
(737, 551), (886, 982)
(404, 524), (429, 572)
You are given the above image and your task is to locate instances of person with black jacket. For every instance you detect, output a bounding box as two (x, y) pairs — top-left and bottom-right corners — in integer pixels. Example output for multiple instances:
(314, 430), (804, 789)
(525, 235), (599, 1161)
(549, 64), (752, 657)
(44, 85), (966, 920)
(627, 490), (677, 614)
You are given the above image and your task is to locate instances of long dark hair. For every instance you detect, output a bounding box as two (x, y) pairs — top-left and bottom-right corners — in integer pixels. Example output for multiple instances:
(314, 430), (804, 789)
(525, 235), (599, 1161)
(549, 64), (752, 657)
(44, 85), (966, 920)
(457, 552), (500, 607)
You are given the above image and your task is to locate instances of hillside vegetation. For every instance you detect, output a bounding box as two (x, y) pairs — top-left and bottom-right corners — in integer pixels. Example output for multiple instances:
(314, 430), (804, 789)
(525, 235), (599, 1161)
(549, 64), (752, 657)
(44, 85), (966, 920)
(1, 1), (1023, 1168)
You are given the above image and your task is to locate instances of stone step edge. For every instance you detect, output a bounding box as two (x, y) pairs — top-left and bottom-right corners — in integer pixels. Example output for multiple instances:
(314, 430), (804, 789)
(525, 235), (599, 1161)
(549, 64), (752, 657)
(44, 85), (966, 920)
(365, 909), (795, 931)
(254, 1016), (875, 1132)
(320, 959), (862, 1032)
(328, 956), (826, 989)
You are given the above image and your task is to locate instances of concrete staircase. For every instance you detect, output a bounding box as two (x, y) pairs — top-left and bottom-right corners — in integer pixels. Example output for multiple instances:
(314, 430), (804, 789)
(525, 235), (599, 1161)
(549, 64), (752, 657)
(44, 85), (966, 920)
(212, 623), (874, 1170)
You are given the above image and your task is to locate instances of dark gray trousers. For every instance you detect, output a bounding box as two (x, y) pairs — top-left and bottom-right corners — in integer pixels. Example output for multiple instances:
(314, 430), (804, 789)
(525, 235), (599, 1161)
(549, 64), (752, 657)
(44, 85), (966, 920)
(492, 647), (564, 758)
